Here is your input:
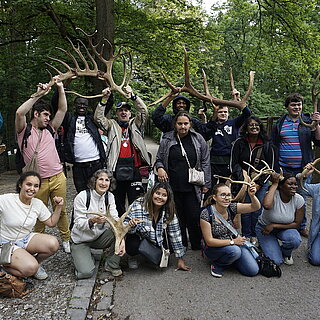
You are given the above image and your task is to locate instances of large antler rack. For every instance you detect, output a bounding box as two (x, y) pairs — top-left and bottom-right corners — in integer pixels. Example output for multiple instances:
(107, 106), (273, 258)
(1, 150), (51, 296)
(86, 206), (142, 255)
(149, 48), (255, 109)
(300, 72), (320, 130)
(31, 28), (132, 99)
(214, 160), (275, 201)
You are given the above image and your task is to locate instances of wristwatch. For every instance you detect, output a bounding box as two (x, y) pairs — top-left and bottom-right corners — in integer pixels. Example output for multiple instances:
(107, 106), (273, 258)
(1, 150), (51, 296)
(230, 240), (235, 245)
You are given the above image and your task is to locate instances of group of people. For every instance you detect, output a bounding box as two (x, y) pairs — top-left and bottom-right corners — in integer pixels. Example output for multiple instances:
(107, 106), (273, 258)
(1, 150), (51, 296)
(1, 76), (320, 281)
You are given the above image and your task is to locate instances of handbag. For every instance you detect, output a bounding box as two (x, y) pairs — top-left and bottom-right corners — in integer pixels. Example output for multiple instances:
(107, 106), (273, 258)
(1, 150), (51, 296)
(177, 135), (205, 186)
(0, 272), (28, 298)
(138, 238), (162, 265)
(115, 156), (134, 181)
(256, 254), (282, 278)
(0, 242), (15, 265)
(22, 130), (42, 174)
(138, 223), (170, 267)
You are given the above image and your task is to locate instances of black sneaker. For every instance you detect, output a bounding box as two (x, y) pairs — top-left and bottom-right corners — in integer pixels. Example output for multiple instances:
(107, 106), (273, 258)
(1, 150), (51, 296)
(210, 264), (223, 278)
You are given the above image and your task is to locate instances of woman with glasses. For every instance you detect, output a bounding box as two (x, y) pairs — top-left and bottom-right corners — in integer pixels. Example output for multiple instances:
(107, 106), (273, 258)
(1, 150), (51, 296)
(230, 116), (277, 243)
(200, 182), (260, 277)
(255, 172), (304, 265)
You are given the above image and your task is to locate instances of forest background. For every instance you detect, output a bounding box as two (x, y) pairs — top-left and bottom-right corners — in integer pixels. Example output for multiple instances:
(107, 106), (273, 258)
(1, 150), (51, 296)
(1, 0), (320, 169)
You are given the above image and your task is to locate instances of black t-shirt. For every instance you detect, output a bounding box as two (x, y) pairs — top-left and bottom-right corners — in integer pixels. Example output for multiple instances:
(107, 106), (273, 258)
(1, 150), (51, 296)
(168, 133), (196, 192)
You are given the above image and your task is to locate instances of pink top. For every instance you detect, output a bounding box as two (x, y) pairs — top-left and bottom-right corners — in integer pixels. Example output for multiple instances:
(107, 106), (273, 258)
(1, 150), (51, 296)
(17, 125), (63, 178)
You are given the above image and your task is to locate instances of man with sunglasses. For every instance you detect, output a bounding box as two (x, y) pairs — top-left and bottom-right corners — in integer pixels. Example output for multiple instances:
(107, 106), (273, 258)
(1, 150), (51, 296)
(272, 93), (320, 237)
(94, 86), (151, 216)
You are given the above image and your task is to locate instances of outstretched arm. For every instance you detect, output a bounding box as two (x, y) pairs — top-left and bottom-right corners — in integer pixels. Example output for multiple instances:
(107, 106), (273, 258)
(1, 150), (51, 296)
(51, 77), (67, 130)
(15, 82), (51, 134)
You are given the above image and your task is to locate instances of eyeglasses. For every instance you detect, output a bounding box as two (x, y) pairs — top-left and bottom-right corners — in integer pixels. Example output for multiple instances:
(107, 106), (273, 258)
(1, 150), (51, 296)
(248, 123), (260, 127)
(217, 193), (232, 199)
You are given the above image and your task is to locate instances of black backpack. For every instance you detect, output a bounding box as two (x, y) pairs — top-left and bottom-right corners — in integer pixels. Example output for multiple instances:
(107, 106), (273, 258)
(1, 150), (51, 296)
(69, 189), (109, 231)
(15, 123), (65, 174)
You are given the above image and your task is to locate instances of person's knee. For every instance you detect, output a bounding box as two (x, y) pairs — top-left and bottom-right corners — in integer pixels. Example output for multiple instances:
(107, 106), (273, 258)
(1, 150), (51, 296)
(75, 267), (95, 279)
(20, 260), (39, 277)
(226, 246), (241, 262)
(242, 264), (259, 277)
(47, 237), (59, 254)
(309, 251), (320, 266)
(285, 233), (301, 249)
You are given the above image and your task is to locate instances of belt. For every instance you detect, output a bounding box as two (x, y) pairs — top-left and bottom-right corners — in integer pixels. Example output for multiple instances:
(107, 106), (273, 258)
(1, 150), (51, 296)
(74, 159), (102, 167)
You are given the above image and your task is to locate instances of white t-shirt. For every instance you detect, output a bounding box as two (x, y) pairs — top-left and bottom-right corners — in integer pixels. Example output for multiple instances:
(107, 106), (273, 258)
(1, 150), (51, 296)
(0, 194), (51, 240)
(74, 116), (100, 162)
(258, 190), (305, 226)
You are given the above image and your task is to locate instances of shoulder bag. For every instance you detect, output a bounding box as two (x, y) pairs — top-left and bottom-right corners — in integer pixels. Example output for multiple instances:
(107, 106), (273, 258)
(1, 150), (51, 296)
(177, 135), (205, 186)
(22, 129), (43, 174)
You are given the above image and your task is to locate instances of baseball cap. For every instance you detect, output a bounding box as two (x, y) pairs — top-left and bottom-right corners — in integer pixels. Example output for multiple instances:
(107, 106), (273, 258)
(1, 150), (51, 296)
(116, 102), (131, 110)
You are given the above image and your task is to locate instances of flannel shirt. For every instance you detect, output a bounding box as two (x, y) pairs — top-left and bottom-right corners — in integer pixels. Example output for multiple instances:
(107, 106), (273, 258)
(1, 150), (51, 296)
(125, 198), (185, 258)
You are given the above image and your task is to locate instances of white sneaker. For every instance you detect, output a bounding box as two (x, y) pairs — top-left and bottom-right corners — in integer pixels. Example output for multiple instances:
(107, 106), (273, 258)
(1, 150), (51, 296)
(62, 241), (71, 253)
(284, 256), (294, 265)
(128, 256), (139, 269)
(34, 265), (48, 280)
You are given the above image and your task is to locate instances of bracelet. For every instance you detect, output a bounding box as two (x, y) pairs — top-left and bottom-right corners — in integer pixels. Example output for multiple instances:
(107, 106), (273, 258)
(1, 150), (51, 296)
(100, 98), (108, 106)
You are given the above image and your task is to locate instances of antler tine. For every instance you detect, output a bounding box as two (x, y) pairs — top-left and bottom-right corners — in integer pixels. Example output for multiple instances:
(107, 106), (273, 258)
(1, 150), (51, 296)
(202, 69), (211, 96)
(240, 71), (255, 107)
(213, 174), (251, 186)
(230, 67), (235, 92)
(300, 157), (320, 190)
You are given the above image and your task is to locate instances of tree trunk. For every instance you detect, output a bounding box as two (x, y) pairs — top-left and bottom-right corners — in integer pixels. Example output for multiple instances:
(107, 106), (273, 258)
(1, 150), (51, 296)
(93, 0), (115, 94)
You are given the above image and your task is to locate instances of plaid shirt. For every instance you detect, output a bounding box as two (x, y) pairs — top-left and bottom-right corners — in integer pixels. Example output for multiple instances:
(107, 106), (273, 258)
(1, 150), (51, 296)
(125, 198), (185, 258)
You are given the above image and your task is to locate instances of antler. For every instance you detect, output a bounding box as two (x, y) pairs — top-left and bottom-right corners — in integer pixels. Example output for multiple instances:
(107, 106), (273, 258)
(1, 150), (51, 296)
(214, 160), (275, 202)
(300, 72), (320, 130)
(300, 157), (320, 191)
(87, 206), (142, 255)
(150, 48), (255, 109)
(31, 28), (132, 99)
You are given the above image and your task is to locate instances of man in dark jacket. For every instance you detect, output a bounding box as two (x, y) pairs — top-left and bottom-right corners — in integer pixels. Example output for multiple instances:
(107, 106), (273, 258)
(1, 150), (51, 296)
(272, 92), (320, 237)
(53, 92), (112, 192)
(152, 95), (192, 133)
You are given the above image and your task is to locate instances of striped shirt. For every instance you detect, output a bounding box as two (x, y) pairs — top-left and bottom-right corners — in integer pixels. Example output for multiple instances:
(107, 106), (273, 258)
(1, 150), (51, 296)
(125, 198), (185, 258)
(279, 116), (302, 168)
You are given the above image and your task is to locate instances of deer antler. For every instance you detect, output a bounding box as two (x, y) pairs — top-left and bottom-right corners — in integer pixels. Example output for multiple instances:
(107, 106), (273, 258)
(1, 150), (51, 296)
(300, 72), (320, 130)
(150, 48), (255, 109)
(31, 28), (132, 99)
(243, 160), (275, 183)
(87, 206), (142, 255)
(300, 157), (320, 191)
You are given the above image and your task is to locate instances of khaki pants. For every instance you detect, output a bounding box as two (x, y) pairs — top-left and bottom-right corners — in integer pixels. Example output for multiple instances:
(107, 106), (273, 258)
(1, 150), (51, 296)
(71, 229), (120, 279)
(34, 172), (70, 241)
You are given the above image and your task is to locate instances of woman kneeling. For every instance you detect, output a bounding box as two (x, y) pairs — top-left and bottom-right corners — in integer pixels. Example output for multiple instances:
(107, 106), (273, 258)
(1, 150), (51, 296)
(255, 172), (304, 266)
(0, 171), (62, 280)
(200, 183), (260, 278)
(125, 182), (190, 271)
(71, 169), (125, 279)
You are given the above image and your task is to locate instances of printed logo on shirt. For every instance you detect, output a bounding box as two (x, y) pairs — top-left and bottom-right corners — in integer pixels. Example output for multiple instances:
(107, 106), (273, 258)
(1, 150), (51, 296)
(215, 125), (232, 136)
(76, 118), (88, 135)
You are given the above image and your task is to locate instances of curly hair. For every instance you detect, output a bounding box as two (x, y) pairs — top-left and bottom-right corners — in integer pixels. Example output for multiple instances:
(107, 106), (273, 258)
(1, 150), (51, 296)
(87, 169), (116, 192)
(240, 115), (268, 141)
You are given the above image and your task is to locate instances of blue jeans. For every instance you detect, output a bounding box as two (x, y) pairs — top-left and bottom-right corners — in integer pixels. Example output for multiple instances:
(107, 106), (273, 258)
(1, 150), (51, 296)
(255, 223), (302, 265)
(241, 182), (268, 237)
(281, 166), (310, 230)
(309, 233), (320, 265)
(204, 245), (259, 276)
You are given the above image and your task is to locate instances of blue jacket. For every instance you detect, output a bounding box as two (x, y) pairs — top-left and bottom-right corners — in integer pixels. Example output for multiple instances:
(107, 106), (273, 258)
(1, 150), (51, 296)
(196, 106), (251, 156)
(272, 113), (320, 167)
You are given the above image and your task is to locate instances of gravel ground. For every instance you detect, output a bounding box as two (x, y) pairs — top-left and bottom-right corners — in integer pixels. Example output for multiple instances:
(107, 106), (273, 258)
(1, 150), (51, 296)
(0, 169), (77, 320)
